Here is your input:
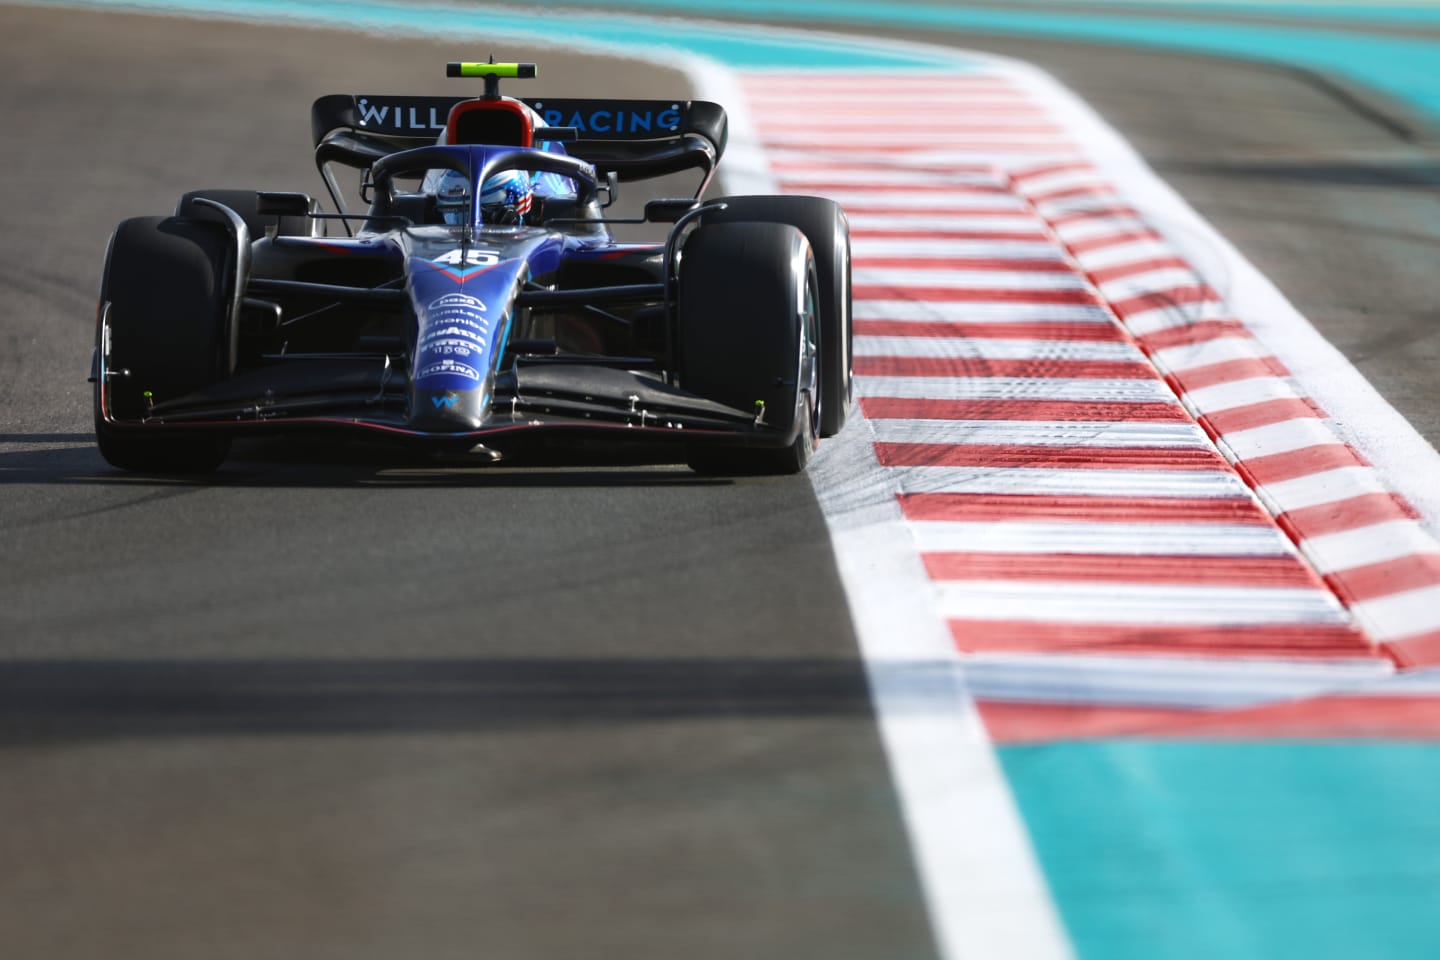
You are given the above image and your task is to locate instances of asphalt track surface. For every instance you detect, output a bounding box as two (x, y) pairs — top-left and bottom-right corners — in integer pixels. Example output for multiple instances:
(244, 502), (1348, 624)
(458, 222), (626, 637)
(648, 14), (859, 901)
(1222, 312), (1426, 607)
(0, 8), (933, 959)
(4, 4), (1440, 959)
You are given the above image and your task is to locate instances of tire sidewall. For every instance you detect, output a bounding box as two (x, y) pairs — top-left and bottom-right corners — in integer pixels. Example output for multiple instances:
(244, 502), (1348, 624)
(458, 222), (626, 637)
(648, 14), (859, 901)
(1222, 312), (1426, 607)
(700, 195), (851, 437)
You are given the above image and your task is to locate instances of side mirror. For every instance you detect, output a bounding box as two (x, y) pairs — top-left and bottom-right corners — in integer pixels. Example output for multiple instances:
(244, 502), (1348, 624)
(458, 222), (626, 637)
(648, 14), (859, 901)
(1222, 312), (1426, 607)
(534, 126), (579, 142)
(599, 171), (620, 209)
(257, 192), (313, 218)
(644, 198), (699, 223)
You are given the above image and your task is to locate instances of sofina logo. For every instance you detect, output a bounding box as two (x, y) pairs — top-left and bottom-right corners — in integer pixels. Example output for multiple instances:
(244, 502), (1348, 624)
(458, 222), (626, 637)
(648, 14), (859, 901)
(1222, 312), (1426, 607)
(416, 359), (481, 381)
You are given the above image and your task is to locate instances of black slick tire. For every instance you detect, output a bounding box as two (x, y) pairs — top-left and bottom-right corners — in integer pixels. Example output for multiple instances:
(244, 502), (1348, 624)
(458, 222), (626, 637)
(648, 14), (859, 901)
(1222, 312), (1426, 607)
(700, 195), (852, 437)
(94, 216), (232, 473)
(678, 221), (818, 476)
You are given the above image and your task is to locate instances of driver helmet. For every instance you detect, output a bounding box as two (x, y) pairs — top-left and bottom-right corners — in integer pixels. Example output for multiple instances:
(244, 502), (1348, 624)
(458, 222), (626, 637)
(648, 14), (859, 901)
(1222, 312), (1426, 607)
(479, 169), (534, 225)
(433, 169), (471, 225)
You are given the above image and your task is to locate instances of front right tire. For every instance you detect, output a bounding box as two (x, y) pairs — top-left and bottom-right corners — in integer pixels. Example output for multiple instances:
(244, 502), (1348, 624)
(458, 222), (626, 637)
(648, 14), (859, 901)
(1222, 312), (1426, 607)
(93, 215), (233, 473)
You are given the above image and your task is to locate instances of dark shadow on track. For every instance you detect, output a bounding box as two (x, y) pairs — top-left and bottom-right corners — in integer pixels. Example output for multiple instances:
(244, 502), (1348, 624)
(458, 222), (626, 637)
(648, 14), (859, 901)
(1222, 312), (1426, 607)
(0, 437), (741, 490)
(0, 433), (92, 445)
(0, 657), (961, 745)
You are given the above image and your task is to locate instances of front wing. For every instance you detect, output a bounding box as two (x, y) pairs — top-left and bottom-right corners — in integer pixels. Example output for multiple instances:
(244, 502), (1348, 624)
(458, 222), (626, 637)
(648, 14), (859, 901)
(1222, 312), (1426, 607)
(95, 350), (802, 455)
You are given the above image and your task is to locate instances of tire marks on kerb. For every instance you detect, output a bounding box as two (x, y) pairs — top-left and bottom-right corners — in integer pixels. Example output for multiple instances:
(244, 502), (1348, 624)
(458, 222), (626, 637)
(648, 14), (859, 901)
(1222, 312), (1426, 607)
(750, 53), (1440, 955)
(743, 64), (1440, 743)
(1011, 163), (1440, 669)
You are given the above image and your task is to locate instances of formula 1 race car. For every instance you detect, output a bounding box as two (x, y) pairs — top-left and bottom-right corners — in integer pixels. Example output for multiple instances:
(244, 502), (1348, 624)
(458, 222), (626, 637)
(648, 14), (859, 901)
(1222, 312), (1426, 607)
(90, 61), (852, 475)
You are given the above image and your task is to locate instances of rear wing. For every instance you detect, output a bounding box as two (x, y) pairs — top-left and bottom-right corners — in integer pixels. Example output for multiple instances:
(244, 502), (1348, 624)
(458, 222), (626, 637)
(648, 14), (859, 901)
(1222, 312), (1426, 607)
(310, 94), (727, 184)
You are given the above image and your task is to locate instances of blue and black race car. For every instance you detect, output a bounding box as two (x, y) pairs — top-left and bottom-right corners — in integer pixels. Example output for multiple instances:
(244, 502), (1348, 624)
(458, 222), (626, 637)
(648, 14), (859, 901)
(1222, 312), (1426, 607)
(91, 61), (852, 474)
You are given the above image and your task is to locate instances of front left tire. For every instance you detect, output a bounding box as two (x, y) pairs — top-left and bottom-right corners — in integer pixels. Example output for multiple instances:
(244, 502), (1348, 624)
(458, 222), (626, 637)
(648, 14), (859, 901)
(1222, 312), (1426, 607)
(700, 195), (852, 437)
(677, 220), (820, 476)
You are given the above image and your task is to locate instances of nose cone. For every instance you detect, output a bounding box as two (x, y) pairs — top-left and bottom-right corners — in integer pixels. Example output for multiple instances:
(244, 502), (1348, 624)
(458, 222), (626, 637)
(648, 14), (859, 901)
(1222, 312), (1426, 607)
(407, 266), (506, 431)
(410, 386), (488, 431)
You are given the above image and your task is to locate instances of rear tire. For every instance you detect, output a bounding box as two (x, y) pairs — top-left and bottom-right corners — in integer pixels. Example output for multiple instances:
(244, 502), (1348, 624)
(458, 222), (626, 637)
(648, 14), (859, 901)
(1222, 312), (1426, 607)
(94, 216), (232, 473)
(678, 221), (818, 476)
(700, 195), (851, 437)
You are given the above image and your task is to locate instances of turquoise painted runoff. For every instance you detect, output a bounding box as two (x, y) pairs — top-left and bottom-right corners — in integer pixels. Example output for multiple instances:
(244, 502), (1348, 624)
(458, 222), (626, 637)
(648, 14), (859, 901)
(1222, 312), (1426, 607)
(595, 0), (1440, 123)
(604, 0), (1440, 30)
(35, 0), (967, 68)
(47, 1), (1440, 120)
(1006, 0), (1440, 24)
(999, 741), (1440, 959)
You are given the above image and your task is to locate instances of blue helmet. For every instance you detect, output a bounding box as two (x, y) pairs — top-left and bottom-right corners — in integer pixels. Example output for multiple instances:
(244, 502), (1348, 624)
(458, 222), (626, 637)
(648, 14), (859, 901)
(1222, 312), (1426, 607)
(431, 168), (534, 225)
(479, 169), (534, 224)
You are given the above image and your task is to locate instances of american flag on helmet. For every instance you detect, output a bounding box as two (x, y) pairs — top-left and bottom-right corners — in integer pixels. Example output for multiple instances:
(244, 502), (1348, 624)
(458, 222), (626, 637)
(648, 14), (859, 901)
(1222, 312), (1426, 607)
(480, 169), (533, 222)
(511, 180), (533, 217)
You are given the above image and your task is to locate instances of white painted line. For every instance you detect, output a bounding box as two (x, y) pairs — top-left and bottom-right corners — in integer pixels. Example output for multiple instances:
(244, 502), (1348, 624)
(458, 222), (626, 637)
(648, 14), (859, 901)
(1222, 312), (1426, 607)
(754, 99), (1048, 112)
(820, 191), (1031, 211)
(855, 301), (1115, 323)
(764, 132), (1075, 148)
(1351, 667), (1440, 695)
(1305, 520), (1440, 573)
(774, 168), (1018, 187)
(765, 147), (1084, 168)
(1262, 467), (1395, 513)
(1350, 586), (1440, 640)
(853, 239), (1068, 259)
(1183, 377), (1308, 413)
(1012, 168), (1107, 189)
(1032, 197), (1137, 220)
(767, 120), (1060, 133)
(855, 337), (1145, 361)
(1070, 239), (1182, 270)
(1049, 216), (1153, 243)
(857, 376), (1174, 402)
(912, 521), (1293, 556)
(960, 654), (1391, 710)
(753, 94), (1041, 108)
(1152, 336), (1270, 373)
(1223, 419), (1348, 461)
(808, 414), (1073, 960)
(847, 214), (1049, 234)
(1097, 268), (1209, 300)
(855, 268), (1087, 289)
(1120, 298), (1234, 335)
(1023, 182), (1116, 203)
(870, 419), (1207, 447)
(937, 580), (1348, 624)
(881, 466), (1250, 499)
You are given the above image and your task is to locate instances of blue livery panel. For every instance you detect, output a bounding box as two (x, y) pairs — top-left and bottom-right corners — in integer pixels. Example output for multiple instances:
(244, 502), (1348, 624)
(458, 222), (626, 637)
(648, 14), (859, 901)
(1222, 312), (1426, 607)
(407, 254), (524, 428)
